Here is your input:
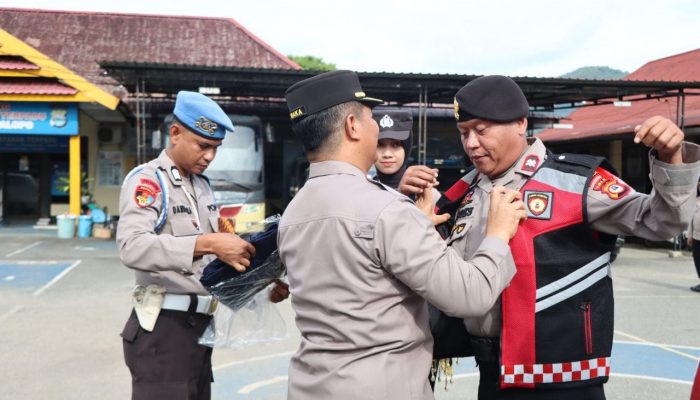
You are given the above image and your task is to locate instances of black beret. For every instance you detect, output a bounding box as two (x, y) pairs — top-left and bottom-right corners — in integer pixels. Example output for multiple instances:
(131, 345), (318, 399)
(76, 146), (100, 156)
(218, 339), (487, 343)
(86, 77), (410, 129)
(285, 70), (383, 122)
(373, 110), (413, 140)
(454, 75), (529, 122)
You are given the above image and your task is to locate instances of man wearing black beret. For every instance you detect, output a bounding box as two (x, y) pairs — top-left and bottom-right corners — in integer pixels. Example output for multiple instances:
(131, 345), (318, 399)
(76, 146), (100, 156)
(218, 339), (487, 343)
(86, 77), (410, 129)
(278, 70), (527, 400)
(400, 75), (700, 399)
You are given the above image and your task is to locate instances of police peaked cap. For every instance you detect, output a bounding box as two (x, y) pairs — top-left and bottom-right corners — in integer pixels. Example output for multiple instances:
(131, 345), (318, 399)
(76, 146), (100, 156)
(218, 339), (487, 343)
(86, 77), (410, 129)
(373, 110), (413, 141)
(285, 70), (383, 122)
(454, 75), (529, 122)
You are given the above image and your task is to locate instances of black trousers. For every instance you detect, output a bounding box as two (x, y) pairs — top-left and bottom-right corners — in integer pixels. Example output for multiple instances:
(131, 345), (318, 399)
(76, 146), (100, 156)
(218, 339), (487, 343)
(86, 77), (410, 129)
(471, 337), (606, 400)
(121, 309), (213, 400)
(692, 240), (700, 278)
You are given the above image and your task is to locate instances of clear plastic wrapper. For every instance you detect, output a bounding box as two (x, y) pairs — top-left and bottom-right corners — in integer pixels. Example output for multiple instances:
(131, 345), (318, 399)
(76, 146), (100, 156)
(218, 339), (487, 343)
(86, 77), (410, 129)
(199, 286), (287, 349)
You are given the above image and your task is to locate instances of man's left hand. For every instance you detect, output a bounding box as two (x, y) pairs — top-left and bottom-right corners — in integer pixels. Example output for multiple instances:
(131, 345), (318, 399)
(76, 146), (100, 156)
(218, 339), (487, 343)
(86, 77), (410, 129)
(634, 116), (684, 164)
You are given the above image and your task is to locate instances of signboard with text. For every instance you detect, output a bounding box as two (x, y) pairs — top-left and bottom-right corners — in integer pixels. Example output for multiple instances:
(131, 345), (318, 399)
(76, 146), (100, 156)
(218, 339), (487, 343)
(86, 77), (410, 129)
(0, 102), (78, 135)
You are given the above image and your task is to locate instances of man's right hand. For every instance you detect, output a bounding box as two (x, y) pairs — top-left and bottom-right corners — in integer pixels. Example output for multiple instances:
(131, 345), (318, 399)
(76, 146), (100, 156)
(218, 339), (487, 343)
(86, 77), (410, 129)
(485, 187), (527, 243)
(399, 166), (439, 196)
(196, 233), (256, 272)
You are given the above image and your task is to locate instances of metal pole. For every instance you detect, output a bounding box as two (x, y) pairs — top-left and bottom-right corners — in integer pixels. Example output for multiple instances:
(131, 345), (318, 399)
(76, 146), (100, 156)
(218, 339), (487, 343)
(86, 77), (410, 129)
(677, 89), (686, 132)
(422, 86), (428, 166)
(417, 87), (424, 165)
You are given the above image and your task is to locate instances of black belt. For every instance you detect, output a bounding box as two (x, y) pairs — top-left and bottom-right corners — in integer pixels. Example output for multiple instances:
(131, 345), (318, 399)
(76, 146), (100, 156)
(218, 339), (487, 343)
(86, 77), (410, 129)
(469, 336), (500, 364)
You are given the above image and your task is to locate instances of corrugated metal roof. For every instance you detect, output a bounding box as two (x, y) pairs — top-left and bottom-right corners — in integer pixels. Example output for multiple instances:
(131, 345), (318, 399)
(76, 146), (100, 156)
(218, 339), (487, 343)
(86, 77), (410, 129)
(0, 79), (78, 95)
(537, 48), (700, 142)
(0, 8), (300, 96)
(0, 55), (39, 70)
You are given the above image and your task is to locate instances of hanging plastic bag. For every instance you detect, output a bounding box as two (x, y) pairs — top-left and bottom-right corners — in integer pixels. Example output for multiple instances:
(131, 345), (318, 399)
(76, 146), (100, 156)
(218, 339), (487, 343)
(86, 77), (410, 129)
(199, 284), (287, 349)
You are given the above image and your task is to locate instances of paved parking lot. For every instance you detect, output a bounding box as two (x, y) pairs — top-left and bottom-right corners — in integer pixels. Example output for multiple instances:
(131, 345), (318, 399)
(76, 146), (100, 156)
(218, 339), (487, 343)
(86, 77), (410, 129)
(0, 226), (697, 400)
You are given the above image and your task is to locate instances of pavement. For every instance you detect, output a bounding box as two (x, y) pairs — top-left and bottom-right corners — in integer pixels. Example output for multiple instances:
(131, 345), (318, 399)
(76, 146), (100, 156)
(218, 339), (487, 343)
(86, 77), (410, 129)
(0, 226), (697, 400)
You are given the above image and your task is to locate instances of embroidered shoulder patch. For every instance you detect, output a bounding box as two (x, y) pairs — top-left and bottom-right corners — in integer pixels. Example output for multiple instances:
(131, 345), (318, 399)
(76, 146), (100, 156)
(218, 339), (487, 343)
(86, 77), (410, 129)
(590, 168), (631, 200)
(525, 191), (553, 219)
(520, 154), (540, 172)
(134, 178), (161, 208)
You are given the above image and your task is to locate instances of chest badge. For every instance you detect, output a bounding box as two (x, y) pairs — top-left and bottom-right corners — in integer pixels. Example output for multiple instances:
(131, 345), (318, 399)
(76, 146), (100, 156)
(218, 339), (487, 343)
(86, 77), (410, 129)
(525, 191), (553, 220)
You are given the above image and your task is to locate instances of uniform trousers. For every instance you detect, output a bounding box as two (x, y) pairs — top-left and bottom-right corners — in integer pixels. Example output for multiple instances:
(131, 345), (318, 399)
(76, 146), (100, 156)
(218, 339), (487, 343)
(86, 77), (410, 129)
(470, 336), (606, 400)
(121, 308), (213, 400)
(692, 240), (700, 278)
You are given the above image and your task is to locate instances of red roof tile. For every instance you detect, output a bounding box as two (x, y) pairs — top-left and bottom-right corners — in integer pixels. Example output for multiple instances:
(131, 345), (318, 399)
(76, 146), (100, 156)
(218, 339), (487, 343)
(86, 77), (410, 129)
(0, 55), (39, 70)
(0, 8), (300, 95)
(0, 79), (78, 95)
(538, 48), (700, 142)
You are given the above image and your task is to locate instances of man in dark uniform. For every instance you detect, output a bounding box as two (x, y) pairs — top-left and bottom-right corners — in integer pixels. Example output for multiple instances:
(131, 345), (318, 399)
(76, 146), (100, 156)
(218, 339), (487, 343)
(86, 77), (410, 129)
(400, 75), (700, 400)
(117, 91), (256, 400)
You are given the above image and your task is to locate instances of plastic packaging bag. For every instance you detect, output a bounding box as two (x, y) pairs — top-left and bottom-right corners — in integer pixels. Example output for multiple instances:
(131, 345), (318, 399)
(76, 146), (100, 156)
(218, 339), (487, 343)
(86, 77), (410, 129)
(199, 285), (287, 349)
(200, 215), (284, 311)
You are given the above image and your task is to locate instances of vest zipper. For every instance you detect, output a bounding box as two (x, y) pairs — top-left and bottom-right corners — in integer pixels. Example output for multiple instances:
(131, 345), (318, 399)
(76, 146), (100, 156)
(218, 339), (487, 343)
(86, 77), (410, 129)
(580, 302), (593, 355)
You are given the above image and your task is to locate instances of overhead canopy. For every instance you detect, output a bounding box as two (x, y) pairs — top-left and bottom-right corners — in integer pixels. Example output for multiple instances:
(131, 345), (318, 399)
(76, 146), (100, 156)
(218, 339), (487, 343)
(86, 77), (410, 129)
(100, 61), (700, 110)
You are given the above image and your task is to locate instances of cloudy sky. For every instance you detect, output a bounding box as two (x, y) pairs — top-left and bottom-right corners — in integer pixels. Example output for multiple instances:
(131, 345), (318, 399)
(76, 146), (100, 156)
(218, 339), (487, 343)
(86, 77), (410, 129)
(1, 0), (698, 77)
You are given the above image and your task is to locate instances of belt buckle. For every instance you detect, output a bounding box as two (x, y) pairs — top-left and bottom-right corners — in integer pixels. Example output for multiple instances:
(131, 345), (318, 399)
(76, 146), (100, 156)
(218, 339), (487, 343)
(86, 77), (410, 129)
(208, 298), (218, 314)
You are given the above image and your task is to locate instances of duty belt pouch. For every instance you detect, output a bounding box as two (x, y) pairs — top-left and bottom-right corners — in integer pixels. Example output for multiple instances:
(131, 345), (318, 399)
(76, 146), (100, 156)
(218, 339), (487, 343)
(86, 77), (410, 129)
(132, 285), (165, 332)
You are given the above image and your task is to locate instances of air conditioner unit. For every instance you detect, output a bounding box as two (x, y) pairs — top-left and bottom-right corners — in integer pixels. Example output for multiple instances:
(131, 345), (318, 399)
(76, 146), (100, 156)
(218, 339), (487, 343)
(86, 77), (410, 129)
(98, 126), (124, 145)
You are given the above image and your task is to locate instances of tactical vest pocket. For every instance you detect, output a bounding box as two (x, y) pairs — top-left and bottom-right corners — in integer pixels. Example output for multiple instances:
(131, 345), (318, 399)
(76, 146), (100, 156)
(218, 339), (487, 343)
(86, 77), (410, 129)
(580, 302), (593, 355)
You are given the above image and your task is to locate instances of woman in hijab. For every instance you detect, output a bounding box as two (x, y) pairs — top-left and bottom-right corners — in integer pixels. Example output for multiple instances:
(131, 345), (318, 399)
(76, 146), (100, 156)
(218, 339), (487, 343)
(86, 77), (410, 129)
(372, 110), (413, 189)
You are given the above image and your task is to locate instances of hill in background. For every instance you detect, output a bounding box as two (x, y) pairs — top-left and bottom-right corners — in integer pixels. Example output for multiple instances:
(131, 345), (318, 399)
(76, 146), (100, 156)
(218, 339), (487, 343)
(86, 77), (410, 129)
(560, 66), (628, 80)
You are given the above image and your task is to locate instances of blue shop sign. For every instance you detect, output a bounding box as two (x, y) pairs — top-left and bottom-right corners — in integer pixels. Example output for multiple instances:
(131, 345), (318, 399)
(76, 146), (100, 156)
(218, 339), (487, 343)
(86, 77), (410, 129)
(0, 102), (78, 135)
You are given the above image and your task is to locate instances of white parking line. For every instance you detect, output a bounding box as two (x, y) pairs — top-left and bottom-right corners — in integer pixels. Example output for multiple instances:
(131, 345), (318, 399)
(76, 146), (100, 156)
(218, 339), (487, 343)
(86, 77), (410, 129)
(0, 305), (23, 324)
(213, 351), (295, 371)
(32, 260), (81, 296)
(5, 241), (43, 258)
(238, 376), (288, 394)
(615, 329), (700, 361)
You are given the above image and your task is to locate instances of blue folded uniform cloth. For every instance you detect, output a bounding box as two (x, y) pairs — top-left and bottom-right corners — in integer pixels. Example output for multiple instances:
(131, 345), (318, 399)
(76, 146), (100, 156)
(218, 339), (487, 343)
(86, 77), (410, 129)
(200, 221), (285, 310)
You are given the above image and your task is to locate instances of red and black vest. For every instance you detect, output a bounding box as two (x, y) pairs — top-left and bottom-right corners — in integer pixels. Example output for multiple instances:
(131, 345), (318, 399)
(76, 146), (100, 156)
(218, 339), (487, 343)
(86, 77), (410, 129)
(438, 153), (618, 390)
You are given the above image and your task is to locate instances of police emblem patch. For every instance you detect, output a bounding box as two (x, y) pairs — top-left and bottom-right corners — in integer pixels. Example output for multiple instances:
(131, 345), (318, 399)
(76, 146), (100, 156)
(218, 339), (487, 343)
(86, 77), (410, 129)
(452, 223), (466, 235)
(194, 116), (218, 135)
(520, 154), (540, 172)
(590, 168), (631, 200)
(525, 191), (553, 219)
(379, 114), (394, 128)
(134, 178), (161, 208)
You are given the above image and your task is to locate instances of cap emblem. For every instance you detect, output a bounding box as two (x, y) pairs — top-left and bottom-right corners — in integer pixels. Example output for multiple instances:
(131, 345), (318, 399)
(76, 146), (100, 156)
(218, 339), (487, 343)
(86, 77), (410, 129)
(355, 91), (366, 98)
(195, 116), (218, 135)
(453, 98), (460, 121)
(379, 114), (394, 128)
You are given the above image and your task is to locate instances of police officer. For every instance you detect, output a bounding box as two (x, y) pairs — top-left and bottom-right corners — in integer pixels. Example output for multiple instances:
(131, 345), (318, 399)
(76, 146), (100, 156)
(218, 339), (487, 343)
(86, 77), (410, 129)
(116, 91), (256, 400)
(279, 70), (527, 400)
(400, 75), (700, 400)
(372, 110), (413, 189)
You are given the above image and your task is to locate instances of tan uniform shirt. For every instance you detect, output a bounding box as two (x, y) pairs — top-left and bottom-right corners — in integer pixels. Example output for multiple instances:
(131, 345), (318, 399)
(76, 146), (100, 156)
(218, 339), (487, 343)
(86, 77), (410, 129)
(688, 197), (700, 241)
(449, 138), (700, 337)
(116, 150), (219, 295)
(278, 161), (516, 400)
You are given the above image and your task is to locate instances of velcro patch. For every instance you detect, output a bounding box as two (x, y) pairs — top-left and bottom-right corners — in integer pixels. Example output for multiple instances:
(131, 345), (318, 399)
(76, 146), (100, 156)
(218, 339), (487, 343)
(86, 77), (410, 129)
(590, 168), (631, 200)
(525, 191), (553, 219)
(134, 178), (161, 208)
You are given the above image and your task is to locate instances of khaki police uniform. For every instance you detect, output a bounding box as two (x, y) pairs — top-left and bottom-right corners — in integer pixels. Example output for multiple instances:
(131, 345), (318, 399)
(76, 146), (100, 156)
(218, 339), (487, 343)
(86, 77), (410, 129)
(117, 149), (220, 400)
(278, 161), (517, 400)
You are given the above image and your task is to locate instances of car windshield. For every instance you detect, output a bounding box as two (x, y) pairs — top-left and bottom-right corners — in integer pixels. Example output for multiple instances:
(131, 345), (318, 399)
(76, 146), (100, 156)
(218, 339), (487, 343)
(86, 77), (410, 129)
(206, 125), (262, 190)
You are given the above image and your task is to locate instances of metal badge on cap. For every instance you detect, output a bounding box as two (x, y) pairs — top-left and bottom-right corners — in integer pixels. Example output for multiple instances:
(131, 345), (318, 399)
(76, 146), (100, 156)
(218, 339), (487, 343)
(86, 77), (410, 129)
(379, 115), (394, 128)
(195, 116), (218, 135)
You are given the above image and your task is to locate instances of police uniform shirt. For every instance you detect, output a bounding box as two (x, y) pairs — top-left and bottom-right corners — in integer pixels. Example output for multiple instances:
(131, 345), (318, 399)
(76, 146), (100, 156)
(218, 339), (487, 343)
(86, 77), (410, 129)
(449, 138), (700, 337)
(689, 197), (700, 241)
(278, 160), (516, 400)
(116, 150), (219, 295)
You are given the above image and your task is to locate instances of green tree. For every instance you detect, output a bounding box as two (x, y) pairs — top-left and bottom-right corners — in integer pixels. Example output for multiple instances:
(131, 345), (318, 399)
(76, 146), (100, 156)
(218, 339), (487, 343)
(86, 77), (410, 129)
(288, 55), (336, 71)
(560, 66), (628, 80)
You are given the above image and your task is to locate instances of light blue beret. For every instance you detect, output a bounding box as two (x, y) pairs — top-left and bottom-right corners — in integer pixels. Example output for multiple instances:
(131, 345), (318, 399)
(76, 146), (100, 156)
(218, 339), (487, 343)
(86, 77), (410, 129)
(173, 91), (234, 140)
